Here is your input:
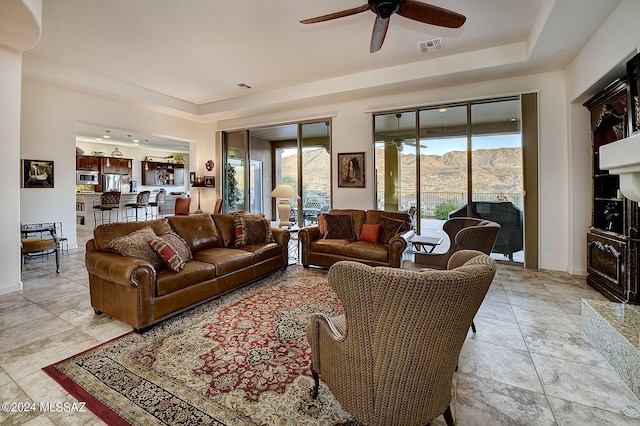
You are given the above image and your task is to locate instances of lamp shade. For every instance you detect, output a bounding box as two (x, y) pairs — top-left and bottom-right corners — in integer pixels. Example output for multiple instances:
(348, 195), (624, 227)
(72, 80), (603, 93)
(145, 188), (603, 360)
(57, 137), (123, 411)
(270, 184), (299, 199)
(192, 176), (205, 188)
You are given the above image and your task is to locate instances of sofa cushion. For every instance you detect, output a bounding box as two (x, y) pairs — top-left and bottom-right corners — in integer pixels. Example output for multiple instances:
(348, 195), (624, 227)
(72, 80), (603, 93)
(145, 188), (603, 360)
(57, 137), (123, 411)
(94, 219), (172, 252)
(310, 239), (350, 256)
(365, 210), (411, 233)
(155, 260), (216, 296)
(194, 248), (257, 276)
(238, 243), (283, 263)
(149, 232), (193, 272)
(324, 214), (355, 240)
(378, 216), (404, 245)
(109, 226), (163, 269)
(168, 214), (221, 252)
(212, 213), (236, 247)
(346, 241), (389, 262)
(233, 213), (274, 247)
(359, 223), (381, 243)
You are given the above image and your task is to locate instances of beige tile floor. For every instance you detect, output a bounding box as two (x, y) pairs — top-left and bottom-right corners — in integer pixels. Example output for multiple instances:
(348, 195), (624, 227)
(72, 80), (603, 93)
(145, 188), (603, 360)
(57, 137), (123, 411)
(2, 244), (640, 425)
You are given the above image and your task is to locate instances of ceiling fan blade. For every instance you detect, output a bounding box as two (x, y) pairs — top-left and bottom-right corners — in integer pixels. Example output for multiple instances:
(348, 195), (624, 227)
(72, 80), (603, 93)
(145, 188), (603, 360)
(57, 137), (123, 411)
(370, 16), (390, 53)
(397, 0), (466, 28)
(300, 4), (370, 24)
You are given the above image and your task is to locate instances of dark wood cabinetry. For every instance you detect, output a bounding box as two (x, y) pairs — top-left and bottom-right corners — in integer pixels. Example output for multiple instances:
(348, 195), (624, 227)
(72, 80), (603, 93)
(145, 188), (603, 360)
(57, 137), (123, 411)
(76, 155), (100, 171)
(100, 157), (132, 174)
(584, 77), (640, 304)
(141, 161), (185, 186)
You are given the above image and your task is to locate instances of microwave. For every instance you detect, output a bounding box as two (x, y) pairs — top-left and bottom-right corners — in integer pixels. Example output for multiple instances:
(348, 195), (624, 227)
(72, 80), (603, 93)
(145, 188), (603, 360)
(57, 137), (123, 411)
(76, 170), (99, 185)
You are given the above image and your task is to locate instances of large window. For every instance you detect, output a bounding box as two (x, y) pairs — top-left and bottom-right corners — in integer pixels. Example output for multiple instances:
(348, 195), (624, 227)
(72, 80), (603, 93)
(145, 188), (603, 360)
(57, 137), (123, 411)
(374, 97), (526, 263)
(222, 120), (331, 225)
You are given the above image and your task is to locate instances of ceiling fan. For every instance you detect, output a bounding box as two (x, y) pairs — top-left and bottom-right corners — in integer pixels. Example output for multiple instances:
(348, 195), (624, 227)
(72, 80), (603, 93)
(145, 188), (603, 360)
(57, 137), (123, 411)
(300, 0), (466, 53)
(381, 113), (428, 152)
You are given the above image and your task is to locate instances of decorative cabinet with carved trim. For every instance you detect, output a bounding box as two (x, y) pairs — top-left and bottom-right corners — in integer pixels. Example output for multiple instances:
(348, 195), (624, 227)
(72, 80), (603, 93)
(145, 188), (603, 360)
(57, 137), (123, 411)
(584, 77), (640, 303)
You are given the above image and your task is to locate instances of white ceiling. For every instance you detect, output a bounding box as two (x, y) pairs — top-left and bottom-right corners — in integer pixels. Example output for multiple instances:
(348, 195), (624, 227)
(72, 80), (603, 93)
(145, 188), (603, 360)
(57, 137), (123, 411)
(25, 0), (622, 146)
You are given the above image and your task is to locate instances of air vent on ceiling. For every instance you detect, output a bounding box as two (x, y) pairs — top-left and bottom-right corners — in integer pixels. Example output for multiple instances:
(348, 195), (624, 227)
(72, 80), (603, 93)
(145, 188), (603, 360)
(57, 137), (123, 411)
(418, 37), (444, 53)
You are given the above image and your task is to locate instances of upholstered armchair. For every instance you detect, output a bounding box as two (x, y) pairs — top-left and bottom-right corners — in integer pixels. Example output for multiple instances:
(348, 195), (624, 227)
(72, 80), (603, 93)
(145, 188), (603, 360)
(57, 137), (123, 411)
(306, 251), (497, 426)
(403, 217), (500, 271)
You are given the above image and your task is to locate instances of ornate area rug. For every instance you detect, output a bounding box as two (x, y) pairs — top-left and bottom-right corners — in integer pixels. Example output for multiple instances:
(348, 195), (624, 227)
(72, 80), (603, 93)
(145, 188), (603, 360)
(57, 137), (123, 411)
(43, 266), (356, 425)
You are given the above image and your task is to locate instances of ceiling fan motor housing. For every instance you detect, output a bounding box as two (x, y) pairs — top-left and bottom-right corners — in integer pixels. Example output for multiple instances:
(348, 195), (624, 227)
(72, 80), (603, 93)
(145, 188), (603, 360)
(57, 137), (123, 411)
(369, 0), (402, 19)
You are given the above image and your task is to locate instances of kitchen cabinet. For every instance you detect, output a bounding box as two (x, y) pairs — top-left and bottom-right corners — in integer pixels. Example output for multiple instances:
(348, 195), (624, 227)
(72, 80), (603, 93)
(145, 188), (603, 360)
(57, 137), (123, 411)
(141, 161), (185, 186)
(76, 155), (100, 171)
(584, 76), (640, 303)
(101, 157), (132, 174)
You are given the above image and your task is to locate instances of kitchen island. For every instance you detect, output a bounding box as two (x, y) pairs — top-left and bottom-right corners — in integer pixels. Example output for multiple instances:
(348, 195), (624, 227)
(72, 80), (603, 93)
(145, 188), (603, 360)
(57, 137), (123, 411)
(76, 191), (187, 229)
(76, 192), (139, 229)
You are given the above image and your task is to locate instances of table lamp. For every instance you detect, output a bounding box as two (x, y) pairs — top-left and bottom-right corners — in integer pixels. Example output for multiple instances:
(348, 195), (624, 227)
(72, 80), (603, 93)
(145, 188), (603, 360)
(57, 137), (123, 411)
(191, 176), (206, 214)
(270, 184), (299, 227)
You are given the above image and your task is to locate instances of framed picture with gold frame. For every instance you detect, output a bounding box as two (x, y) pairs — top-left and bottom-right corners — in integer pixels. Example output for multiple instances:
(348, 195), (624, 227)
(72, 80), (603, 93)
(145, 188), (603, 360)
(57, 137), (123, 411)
(22, 159), (54, 188)
(337, 152), (365, 188)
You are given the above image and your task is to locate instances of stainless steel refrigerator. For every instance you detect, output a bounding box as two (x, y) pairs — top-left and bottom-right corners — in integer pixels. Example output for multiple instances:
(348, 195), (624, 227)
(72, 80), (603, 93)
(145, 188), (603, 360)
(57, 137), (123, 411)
(102, 174), (122, 192)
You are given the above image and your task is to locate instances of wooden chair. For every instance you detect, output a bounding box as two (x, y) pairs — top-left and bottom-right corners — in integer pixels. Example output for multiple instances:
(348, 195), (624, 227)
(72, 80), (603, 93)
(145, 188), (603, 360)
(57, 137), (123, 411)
(174, 197), (191, 215)
(307, 251), (497, 426)
(214, 198), (224, 213)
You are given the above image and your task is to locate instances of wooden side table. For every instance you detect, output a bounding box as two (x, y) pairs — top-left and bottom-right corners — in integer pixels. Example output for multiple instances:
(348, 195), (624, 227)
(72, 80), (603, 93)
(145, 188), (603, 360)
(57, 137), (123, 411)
(410, 235), (444, 254)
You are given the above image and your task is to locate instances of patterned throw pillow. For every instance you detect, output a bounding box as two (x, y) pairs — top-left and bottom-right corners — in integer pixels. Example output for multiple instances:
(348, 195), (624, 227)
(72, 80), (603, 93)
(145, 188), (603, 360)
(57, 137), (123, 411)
(233, 212), (275, 247)
(378, 216), (404, 245)
(323, 214), (355, 240)
(359, 223), (381, 243)
(149, 233), (192, 272)
(109, 226), (163, 269)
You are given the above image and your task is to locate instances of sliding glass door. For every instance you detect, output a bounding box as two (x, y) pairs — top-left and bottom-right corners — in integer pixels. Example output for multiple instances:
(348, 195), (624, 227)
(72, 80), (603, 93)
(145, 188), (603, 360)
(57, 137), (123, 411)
(374, 97), (525, 263)
(222, 120), (332, 224)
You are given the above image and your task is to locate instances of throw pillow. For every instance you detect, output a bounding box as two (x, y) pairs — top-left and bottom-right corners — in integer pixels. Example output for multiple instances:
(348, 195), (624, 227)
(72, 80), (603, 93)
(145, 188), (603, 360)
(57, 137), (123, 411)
(323, 214), (355, 240)
(109, 226), (163, 269)
(149, 233), (192, 272)
(359, 223), (381, 243)
(233, 212), (275, 247)
(378, 216), (404, 245)
(318, 214), (327, 238)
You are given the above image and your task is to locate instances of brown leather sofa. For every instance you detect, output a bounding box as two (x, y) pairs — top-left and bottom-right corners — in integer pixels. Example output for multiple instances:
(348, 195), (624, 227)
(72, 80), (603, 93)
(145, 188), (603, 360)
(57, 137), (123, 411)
(299, 209), (415, 269)
(86, 214), (289, 331)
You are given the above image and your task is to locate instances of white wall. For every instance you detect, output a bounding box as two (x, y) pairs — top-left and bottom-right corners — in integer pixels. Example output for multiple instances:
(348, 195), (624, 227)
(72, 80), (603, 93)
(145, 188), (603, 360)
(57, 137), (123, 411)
(220, 71), (570, 271)
(0, 46), (25, 294)
(564, 0), (640, 274)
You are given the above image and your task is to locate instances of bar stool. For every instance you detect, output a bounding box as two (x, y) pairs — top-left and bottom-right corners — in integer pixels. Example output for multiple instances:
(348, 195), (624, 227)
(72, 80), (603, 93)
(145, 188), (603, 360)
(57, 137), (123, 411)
(124, 191), (151, 221)
(93, 191), (121, 227)
(148, 190), (166, 218)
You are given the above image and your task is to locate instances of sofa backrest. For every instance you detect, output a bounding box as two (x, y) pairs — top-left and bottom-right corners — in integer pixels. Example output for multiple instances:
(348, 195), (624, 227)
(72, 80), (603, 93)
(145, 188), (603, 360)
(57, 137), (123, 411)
(167, 214), (222, 252)
(364, 210), (412, 232)
(328, 209), (366, 238)
(93, 218), (172, 251)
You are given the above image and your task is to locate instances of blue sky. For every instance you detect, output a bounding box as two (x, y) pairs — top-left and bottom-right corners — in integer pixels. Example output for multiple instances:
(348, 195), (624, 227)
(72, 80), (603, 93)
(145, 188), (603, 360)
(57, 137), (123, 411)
(421, 134), (522, 156)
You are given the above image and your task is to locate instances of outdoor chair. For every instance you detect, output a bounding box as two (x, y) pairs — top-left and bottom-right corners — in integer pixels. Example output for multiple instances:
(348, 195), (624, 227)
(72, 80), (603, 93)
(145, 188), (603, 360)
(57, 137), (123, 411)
(307, 251), (497, 426)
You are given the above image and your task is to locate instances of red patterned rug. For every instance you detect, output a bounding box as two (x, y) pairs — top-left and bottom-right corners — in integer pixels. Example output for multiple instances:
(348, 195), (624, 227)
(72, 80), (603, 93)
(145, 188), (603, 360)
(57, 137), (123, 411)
(43, 266), (355, 425)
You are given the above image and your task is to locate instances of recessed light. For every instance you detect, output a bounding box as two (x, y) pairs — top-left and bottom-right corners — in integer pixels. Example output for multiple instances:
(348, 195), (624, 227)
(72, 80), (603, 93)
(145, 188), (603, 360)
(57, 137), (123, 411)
(439, 108), (447, 113)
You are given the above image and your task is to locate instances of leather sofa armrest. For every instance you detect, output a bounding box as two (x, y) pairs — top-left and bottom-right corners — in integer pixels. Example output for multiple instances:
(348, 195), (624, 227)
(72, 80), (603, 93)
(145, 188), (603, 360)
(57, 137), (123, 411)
(86, 249), (156, 286)
(299, 226), (320, 243)
(388, 229), (415, 268)
(299, 226), (320, 267)
(271, 227), (289, 246)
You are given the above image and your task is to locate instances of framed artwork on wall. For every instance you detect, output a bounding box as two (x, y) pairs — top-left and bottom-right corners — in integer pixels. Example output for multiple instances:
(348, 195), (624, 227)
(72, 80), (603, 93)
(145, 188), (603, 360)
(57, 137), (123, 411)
(204, 176), (215, 187)
(338, 152), (365, 188)
(22, 159), (54, 188)
(190, 172), (196, 184)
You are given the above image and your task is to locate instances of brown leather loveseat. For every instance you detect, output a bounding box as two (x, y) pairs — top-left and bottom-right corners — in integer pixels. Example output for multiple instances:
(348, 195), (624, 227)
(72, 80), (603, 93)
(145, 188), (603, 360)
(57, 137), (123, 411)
(299, 209), (414, 269)
(86, 213), (289, 331)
